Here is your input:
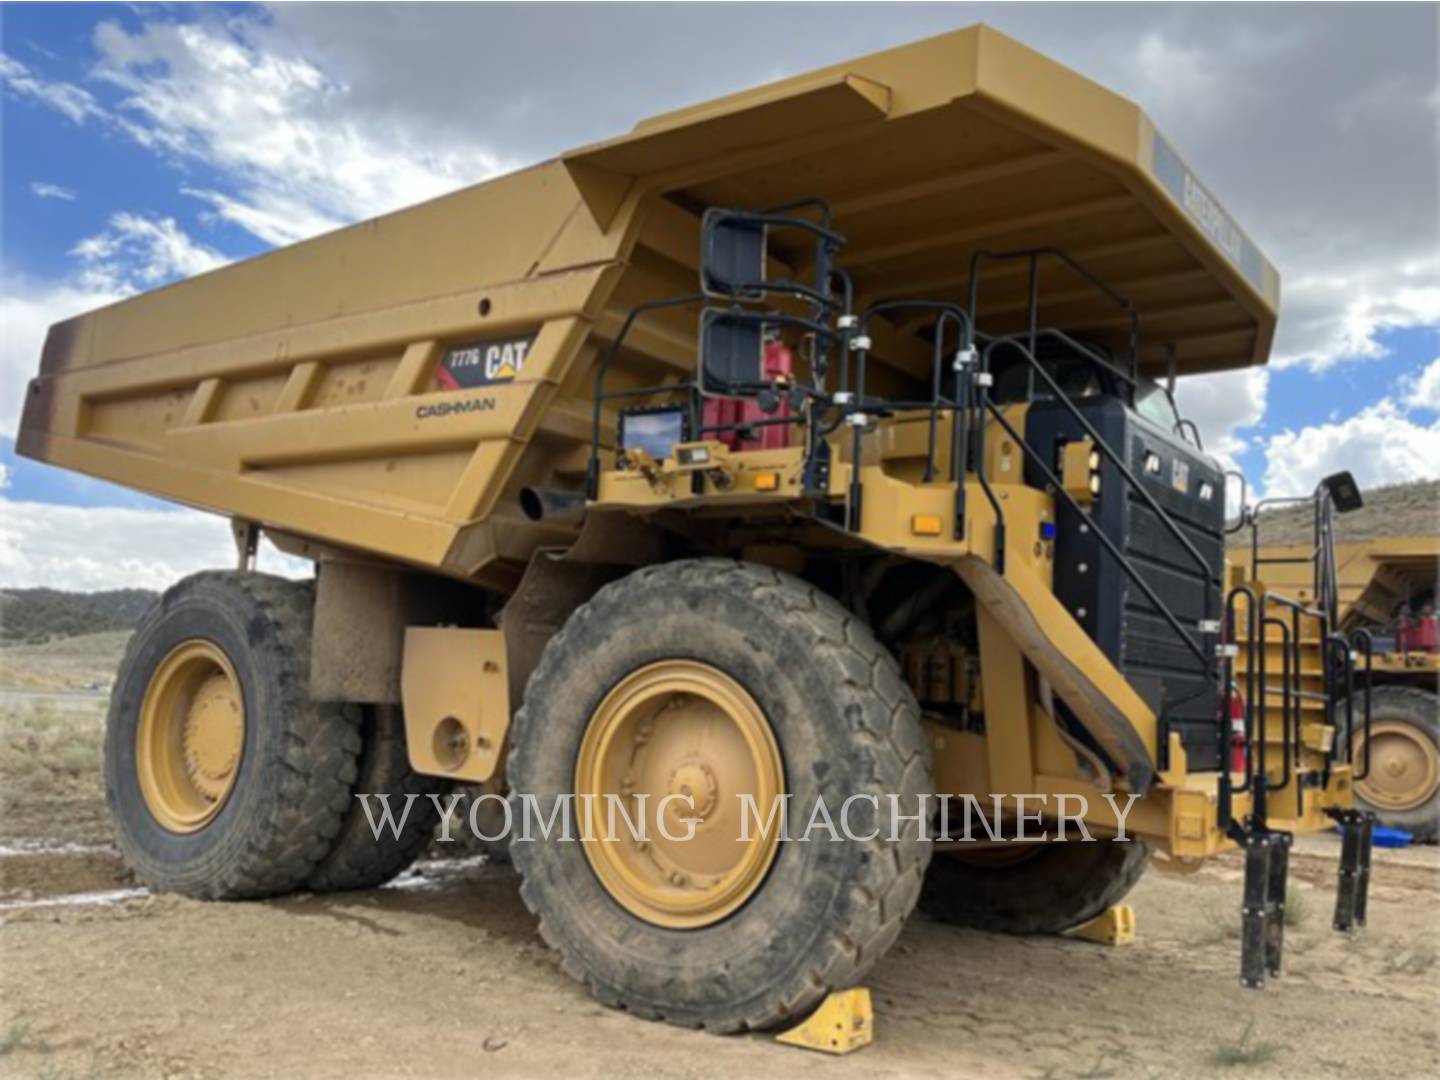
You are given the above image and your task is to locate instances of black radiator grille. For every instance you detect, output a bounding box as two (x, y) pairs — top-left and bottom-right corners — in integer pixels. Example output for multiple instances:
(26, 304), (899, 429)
(1025, 396), (1226, 768)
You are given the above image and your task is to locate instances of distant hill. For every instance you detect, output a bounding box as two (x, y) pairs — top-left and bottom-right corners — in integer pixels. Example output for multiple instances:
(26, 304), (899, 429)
(1235, 479), (1438, 548)
(0, 588), (158, 644)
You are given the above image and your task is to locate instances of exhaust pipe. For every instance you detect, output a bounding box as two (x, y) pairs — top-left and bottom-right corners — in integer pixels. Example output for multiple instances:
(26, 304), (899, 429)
(520, 486), (586, 526)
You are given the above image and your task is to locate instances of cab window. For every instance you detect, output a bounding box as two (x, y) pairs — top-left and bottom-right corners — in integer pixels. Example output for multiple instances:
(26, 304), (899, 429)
(1133, 379), (1180, 431)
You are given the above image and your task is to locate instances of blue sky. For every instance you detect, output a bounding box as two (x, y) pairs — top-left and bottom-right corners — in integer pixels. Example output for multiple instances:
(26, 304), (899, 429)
(1, 3), (1436, 587)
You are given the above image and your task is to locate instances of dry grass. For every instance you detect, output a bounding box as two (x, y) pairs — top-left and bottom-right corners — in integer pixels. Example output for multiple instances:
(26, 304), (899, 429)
(0, 1019), (32, 1056)
(0, 631), (120, 844)
(1213, 1019), (1280, 1068)
(0, 697), (110, 845)
(0, 631), (131, 693)
(1234, 479), (1439, 547)
(1284, 883), (1311, 928)
(1385, 941), (1439, 976)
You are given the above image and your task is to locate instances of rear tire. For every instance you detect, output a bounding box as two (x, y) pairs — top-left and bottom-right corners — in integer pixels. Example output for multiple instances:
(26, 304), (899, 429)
(105, 572), (358, 900)
(306, 705), (448, 892)
(508, 559), (932, 1032)
(1352, 686), (1440, 843)
(460, 777), (513, 865)
(920, 837), (1149, 934)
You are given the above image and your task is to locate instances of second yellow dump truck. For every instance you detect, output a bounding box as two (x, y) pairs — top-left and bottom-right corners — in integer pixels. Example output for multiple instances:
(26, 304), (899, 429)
(18, 27), (1379, 1028)
(1235, 486), (1439, 841)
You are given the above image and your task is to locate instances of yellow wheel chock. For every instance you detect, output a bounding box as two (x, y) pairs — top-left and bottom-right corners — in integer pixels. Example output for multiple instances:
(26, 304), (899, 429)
(775, 988), (873, 1055)
(1066, 903), (1136, 946)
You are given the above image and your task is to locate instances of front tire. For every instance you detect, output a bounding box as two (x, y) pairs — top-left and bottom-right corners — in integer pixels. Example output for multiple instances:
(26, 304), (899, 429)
(105, 572), (358, 900)
(508, 559), (932, 1032)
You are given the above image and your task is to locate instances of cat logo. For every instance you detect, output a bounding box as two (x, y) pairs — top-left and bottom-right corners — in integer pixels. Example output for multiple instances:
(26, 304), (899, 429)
(1172, 458), (1190, 494)
(437, 333), (538, 389)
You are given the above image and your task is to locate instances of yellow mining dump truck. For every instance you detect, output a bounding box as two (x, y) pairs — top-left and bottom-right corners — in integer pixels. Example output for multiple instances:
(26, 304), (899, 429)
(1235, 488), (1438, 840)
(18, 26), (1377, 1025)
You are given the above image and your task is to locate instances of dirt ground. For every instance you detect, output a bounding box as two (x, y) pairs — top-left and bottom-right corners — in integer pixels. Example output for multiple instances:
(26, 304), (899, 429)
(2, 636), (1438, 1079)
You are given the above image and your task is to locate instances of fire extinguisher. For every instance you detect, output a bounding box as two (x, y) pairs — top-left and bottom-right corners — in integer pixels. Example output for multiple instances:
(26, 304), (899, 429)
(1227, 685), (1248, 775)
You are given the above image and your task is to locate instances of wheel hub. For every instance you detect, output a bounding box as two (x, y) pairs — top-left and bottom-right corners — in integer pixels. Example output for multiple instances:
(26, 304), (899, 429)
(1355, 720), (1440, 812)
(137, 640), (246, 833)
(575, 660), (784, 929)
(183, 673), (244, 801)
(668, 761), (719, 819)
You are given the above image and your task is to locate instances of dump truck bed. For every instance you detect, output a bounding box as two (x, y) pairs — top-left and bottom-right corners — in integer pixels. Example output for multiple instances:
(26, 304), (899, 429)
(19, 25), (1279, 586)
(1234, 536), (1440, 630)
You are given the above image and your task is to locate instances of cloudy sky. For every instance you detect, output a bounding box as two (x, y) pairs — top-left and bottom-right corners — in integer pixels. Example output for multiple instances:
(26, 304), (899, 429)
(2, 2), (1437, 589)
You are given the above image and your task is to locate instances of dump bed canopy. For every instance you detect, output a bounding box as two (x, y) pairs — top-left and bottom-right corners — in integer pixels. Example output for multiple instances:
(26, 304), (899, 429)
(19, 26), (1282, 584)
(566, 25), (1279, 376)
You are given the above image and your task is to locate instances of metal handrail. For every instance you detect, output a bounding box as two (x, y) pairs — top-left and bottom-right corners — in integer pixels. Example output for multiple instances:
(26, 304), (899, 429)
(1223, 469), (1249, 534)
(587, 293), (708, 499)
(1245, 485), (1342, 628)
(1350, 629), (1375, 781)
(1257, 614), (1295, 822)
(1176, 418), (1204, 451)
(846, 302), (977, 531)
(857, 301), (974, 480)
(966, 247), (1141, 382)
(1219, 585), (1259, 830)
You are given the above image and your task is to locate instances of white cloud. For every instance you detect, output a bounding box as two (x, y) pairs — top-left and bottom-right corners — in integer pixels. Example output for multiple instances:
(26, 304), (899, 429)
(0, 498), (308, 591)
(0, 462), (10, 491)
(1133, 32), (1221, 114)
(87, 18), (508, 246)
(181, 186), (337, 249)
(1173, 367), (1269, 472)
(1403, 357), (1440, 411)
(9, 17), (509, 250)
(0, 280), (126, 437)
(71, 212), (227, 293)
(1273, 257), (1440, 370)
(2, 215), (224, 437)
(0, 52), (104, 124)
(1261, 400), (1440, 498)
(29, 181), (75, 201)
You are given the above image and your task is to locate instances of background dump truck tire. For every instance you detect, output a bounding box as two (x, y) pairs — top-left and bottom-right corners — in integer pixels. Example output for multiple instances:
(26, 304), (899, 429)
(920, 836), (1149, 935)
(461, 777), (513, 865)
(508, 559), (932, 1032)
(306, 705), (448, 892)
(1352, 686), (1440, 843)
(104, 572), (358, 900)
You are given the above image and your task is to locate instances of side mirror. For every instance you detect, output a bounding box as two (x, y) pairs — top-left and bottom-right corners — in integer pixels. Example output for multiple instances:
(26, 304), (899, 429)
(1321, 471), (1363, 513)
(699, 309), (766, 393)
(701, 210), (766, 299)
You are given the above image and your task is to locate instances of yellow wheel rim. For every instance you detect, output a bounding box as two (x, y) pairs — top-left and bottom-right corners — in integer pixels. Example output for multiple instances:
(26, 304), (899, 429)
(575, 660), (783, 929)
(136, 640), (246, 833)
(1354, 720), (1440, 812)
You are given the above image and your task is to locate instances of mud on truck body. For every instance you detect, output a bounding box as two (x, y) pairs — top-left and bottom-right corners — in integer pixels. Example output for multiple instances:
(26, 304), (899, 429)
(18, 26), (1378, 1029)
